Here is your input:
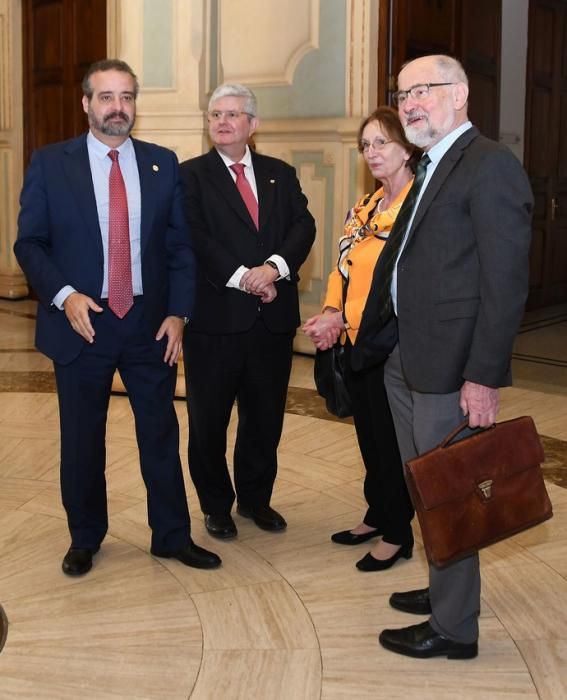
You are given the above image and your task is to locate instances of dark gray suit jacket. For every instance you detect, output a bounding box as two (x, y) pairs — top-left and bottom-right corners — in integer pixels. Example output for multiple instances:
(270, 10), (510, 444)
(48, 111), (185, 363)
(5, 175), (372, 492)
(352, 126), (533, 393)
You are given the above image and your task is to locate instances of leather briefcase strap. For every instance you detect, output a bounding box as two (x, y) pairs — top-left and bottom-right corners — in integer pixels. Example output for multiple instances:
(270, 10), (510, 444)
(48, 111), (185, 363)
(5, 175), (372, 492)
(440, 420), (493, 448)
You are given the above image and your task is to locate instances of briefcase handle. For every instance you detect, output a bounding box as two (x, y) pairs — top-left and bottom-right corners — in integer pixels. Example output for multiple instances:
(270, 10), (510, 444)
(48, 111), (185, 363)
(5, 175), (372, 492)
(440, 420), (494, 448)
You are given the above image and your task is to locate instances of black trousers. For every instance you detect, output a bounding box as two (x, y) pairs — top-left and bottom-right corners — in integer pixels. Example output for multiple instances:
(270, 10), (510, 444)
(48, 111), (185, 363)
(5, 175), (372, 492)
(344, 340), (414, 544)
(183, 319), (293, 515)
(54, 299), (191, 552)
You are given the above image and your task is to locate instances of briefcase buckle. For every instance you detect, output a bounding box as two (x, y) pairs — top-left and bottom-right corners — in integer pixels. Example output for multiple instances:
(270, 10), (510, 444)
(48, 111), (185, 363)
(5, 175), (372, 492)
(478, 479), (493, 500)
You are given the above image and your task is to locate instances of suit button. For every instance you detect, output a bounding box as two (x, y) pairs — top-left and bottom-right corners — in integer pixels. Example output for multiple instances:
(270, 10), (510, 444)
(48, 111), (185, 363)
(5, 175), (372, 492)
(257, 241), (263, 247)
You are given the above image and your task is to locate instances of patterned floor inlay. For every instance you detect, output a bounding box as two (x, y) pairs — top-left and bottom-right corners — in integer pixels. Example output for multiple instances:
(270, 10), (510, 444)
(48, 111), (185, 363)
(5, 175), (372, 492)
(0, 604), (7, 654)
(0, 370), (56, 393)
(0, 375), (565, 489)
(540, 435), (567, 488)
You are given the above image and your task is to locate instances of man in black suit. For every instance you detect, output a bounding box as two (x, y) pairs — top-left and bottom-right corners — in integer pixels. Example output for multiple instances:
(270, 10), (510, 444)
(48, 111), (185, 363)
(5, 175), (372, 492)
(180, 84), (315, 539)
(15, 59), (220, 576)
(353, 55), (533, 658)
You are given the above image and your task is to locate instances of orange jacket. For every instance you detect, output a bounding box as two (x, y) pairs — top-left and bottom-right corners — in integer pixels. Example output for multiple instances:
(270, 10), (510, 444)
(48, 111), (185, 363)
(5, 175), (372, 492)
(323, 181), (412, 344)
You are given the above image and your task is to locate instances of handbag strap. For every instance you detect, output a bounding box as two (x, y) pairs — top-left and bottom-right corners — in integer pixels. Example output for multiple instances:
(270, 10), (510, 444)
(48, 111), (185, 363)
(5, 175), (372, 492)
(440, 420), (495, 448)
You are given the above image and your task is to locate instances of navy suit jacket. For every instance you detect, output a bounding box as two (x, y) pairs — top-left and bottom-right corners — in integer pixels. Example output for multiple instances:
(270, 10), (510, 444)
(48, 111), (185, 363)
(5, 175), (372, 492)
(180, 148), (315, 335)
(352, 127), (533, 392)
(15, 134), (196, 365)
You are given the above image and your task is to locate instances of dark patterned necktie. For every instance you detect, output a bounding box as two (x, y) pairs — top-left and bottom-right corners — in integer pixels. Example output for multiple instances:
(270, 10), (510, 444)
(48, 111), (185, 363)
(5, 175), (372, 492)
(107, 149), (133, 319)
(230, 162), (259, 229)
(374, 153), (431, 324)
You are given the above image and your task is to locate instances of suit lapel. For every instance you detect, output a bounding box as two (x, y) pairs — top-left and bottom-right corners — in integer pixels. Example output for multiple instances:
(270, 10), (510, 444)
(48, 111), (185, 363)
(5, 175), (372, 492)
(132, 139), (157, 256)
(401, 127), (479, 254)
(204, 149), (259, 233)
(62, 136), (104, 260)
(252, 152), (275, 231)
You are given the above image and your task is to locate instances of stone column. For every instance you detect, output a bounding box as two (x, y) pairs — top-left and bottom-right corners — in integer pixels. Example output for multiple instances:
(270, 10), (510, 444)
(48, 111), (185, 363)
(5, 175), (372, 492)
(0, 0), (27, 298)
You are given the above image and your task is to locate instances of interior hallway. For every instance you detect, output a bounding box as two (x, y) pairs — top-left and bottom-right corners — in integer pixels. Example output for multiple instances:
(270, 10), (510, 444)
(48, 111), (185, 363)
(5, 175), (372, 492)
(0, 299), (566, 699)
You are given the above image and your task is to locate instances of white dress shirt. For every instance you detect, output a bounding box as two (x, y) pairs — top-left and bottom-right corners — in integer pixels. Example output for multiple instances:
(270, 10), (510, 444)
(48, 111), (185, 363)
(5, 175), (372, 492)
(53, 131), (142, 308)
(216, 145), (289, 290)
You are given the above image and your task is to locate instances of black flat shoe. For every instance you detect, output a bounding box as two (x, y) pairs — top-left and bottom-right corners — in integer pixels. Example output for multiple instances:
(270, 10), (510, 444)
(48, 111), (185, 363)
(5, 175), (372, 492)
(151, 539), (221, 569)
(331, 529), (381, 545)
(62, 546), (100, 577)
(379, 621), (478, 659)
(389, 588), (431, 615)
(237, 504), (287, 532)
(205, 513), (238, 539)
(356, 542), (413, 571)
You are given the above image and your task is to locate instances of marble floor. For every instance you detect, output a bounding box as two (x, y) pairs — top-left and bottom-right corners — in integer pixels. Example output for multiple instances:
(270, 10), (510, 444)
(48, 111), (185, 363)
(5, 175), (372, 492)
(0, 299), (566, 699)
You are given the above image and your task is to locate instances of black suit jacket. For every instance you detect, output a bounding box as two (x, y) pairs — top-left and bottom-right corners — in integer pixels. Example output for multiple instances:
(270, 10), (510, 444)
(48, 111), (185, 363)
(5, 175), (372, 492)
(352, 127), (533, 393)
(15, 134), (195, 365)
(179, 149), (315, 335)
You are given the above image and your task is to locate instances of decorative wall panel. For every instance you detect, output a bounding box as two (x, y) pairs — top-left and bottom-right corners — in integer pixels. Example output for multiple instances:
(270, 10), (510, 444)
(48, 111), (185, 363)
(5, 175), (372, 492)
(220, 0), (319, 87)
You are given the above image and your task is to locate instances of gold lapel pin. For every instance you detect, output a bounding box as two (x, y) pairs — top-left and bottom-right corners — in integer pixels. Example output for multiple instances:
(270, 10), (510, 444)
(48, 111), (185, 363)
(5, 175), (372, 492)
(152, 164), (159, 172)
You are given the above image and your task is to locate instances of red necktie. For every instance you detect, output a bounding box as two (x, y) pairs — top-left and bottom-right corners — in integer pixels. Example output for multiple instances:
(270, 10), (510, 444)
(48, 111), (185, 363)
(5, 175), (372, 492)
(107, 149), (133, 318)
(230, 162), (259, 229)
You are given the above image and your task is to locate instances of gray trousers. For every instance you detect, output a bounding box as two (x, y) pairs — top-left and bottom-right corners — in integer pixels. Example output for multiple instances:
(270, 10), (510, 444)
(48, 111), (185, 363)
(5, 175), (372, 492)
(384, 344), (480, 644)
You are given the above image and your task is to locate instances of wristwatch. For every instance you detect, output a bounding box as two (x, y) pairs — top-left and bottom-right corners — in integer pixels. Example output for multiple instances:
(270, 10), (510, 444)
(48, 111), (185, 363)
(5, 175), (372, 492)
(265, 260), (279, 273)
(177, 316), (190, 325)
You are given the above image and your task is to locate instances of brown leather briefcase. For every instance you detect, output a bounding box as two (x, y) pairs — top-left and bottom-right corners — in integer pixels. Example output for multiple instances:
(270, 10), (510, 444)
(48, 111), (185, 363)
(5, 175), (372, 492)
(405, 416), (553, 568)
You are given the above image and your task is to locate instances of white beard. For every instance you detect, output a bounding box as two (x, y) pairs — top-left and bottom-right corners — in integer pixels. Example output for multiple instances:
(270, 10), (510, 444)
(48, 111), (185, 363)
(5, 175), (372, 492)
(403, 109), (455, 149)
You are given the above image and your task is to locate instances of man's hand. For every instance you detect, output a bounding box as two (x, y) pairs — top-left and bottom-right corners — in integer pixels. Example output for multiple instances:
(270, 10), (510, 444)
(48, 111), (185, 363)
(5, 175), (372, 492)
(63, 292), (103, 343)
(258, 283), (277, 303)
(156, 316), (185, 366)
(302, 310), (344, 350)
(241, 264), (279, 295)
(460, 380), (500, 428)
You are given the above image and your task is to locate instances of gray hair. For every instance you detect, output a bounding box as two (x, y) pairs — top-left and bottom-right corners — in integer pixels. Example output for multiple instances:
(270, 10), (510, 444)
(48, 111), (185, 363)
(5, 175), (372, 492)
(208, 83), (258, 117)
(434, 55), (468, 86)
(82, 59), (139, 100)
(400, 54), (469, 87)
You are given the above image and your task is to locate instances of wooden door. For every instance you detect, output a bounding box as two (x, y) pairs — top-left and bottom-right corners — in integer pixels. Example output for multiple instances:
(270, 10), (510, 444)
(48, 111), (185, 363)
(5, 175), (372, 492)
(378, 0), (501, 141)
(525, 0), (567, 308)
(22, 0), (107, 164)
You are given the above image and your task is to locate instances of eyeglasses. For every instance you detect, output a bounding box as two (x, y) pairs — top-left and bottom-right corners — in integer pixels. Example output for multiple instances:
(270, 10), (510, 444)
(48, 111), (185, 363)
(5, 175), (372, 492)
(393, 83), (455, 106)
(359, 137), (394, 153)
(207, 110), (254, 121)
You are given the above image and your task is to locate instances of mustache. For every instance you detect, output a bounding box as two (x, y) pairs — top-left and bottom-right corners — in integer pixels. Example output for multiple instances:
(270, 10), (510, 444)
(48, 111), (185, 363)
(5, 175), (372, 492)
(405, 109), (427, 124)
(103, 110), (130, 122)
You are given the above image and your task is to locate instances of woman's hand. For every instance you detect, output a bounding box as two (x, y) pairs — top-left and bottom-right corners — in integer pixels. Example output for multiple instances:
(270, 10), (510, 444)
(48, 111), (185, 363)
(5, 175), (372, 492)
(302, 310), (345, 350)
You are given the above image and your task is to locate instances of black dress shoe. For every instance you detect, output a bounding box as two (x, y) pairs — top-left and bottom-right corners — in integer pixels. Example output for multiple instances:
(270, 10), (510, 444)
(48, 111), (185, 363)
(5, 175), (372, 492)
(236, 504), (287, 531)
(151, 539), (221, 569)
(62, 546), (100, 576)
(356, 542), (413, 571)
(390, 588), (432, 615)
(205, 513), (238, 539)
(379, 621), (478, 659)
(331, 529), (381, 545)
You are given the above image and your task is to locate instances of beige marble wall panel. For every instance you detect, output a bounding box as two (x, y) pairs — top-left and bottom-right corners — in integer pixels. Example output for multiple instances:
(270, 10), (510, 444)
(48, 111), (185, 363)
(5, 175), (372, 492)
(220, 0), (319, 86)
(346, 0), (378, 117)
(110, 0), (208, 161)
(0, 0), (26, 298)
(255, 118), (367, 351)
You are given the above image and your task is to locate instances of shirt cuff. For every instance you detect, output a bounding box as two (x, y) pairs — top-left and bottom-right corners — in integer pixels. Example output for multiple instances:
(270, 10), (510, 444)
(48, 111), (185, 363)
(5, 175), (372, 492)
(53, 285), (76, 310)
(266, 254), (289, 280)
(226, 265), (249, 290)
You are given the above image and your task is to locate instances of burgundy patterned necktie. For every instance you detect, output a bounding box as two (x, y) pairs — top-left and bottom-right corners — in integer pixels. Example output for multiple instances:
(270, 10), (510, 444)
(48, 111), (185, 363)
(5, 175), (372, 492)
(230, 162), (259, 229)
(107, 149), (133, 318)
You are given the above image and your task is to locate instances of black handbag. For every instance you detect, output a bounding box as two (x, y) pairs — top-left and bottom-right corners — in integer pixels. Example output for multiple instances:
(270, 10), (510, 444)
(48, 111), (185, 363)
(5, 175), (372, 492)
(314, 342), (352, 418)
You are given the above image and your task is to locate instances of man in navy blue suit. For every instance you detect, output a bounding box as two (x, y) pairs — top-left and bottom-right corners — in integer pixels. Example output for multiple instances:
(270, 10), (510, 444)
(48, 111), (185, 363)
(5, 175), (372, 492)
(15, 59), (220, 576)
